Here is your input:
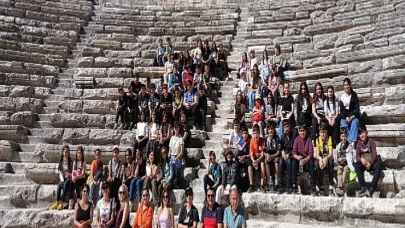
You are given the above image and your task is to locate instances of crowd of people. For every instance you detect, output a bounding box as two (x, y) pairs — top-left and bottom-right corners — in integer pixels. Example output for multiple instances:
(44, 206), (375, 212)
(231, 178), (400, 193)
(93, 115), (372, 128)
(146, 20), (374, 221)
(47, 39), (382, 228)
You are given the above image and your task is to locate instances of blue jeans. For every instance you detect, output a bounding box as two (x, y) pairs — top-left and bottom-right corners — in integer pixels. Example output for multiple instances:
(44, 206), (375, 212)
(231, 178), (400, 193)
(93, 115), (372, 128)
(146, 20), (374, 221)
(203, 174), (217, 194)
(340, 118), (359, 143)
(171, 156), (183, 178)
(279, 116), (296, 138)
(129, 178), (145, 203)
(248, 90), (257, 112)
(56, 179), (72, 202)
(89, 181), (101, 204)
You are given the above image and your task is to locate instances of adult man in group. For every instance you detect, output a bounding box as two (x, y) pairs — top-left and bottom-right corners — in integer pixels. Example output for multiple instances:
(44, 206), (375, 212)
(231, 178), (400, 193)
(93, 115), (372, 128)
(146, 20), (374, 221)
(223, 188), (247, 228)
(200, 187), (223, 228)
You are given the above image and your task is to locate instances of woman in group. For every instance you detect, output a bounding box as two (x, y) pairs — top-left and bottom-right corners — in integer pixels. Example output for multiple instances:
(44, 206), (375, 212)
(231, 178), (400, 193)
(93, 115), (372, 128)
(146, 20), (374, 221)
(234, 90), (246, 130)
(177, 52), (186, 72)
(268, 66), (280, 107)
(159, 111), (172, 151)
(259, 49), (271, 83)
(252, 94), (265, 137)
(271, 44), (286, 78)
(129, 151), (147, 210)
(73, 184), (93, 228)
(115, 185), (131, 228)
(239, 52), (249, 79)
(122, 149), (135, 190)
(73, 146), (86, 201)
(311, 82), (326, 142)
(143, 151), (159, 206)
(265, 92), (277, 124)
(133, 110), (149, 160)
(132, 188), (153, 228)
(249, 64), (262, 112)
(339, 78), (360, 145)
(172, 87), (184, 122)
(95, 183), (116, 228)
(145, 112), (160, 160)
(51, 145), (73, 210)
(278, 82), (295, 138)
(157, 188), (175, 228)
(324, 85), (340, 147)
(296, 81), (312, 134)
(169, 121), (184, 189)
(158, 147), (173, 199)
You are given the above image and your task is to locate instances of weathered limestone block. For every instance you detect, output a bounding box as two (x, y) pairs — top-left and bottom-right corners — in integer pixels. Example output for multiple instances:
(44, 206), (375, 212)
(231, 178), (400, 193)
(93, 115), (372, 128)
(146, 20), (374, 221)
(37, 184), (56, 205)
(74, 68), (107, 78)
(0, 140), (19, 161)
(61, 100), (83, 113)
(0, 125), (28, 142)
(81, 47), (103, 57)
(0, 111), (11, 125)
(337, 44), (405, 63)
(95, 78), (124, 88)
(104, 50), (141, 58)
(0, 209), (72, 228)
(183, 167), (197, 182)
(107, 67), (133, 78)
(33, 87), (52, 99)
(10, 111), (35, 127)
(185, 147), (200, 168)
(82, 114), (107, 129)
(383, 55), (405, 70)
(3, 184), (39, 208)
(88, 129), (122, 145)
(62, 128), (90, 144)
(347, 59), (382, 75)
(50, 113), (83, 128)
(303, 55), (335, 69)
(303, 19), (352, 35)
(24, 63), (59, 76)
(82, 88), (117, 100)
(384, 85), (405, 105)
(83, 100), (115, 114)
(92, 40), (121, 50)
(77, 57), (94, 67)
(25, 163), (58, 184)
(120, 131), (135, 146)
(362, 104), (405, 124)
(39, 128), (64, 144)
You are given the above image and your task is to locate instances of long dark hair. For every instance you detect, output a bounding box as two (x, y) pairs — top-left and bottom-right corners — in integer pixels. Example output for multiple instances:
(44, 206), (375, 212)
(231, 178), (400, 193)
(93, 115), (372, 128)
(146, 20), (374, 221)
(298, 81), (310, 104)
(343, 77), (354, 95)
(159, 188), (172, 208)
(326, 85), (337, 114)
(312, 82), (325, 104)
(59, 145), (72, 172)
(75, 146), (85, 163)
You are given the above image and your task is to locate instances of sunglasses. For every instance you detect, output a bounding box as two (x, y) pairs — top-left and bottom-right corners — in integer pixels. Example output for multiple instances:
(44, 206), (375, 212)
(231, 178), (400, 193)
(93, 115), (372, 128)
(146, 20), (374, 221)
(102, 186), (109, 190)
(163, 195), (169, 199)
(186, 194), (193, 197)
(207, 194), (215, 198)
(142, 194), (149, 197)
(82, 190), (88, 193)
(119, 191), (125, 195)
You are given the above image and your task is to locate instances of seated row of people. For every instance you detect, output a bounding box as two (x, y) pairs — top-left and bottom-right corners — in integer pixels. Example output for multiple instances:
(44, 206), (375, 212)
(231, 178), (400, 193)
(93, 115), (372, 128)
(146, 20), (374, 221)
(236, 78), (360, 149)
(225, 118), (381, 197)
(115, 76), (208, 131)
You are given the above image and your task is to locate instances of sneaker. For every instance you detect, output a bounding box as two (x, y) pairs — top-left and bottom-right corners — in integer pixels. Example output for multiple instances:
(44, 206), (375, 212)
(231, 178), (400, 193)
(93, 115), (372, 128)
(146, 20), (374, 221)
(277, 187), (284, 194)
(247, 186), (254, 193)
(311, 187), (318, 196)
(57, 203), (64, 210)
(50, 202), (59, 210)
(292, 185), (298, 194)
(261, 185), (266, 193)
(356, 187), (368, 197)
(317, 186), (325, 196)
(329, 186), (335, 197)
(113, 123), (118, 130)
(367, 188), (375, 198)
(335, 187), (344, 196)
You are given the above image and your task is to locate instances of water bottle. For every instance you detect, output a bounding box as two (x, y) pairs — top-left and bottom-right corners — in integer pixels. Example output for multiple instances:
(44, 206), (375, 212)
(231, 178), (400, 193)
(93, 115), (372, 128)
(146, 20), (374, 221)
(299, 160), (304, 173)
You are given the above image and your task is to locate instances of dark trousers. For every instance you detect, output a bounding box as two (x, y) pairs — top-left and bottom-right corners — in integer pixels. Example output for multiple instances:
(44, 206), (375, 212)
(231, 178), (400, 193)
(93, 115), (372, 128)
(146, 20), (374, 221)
(182, 106), (198, 126)
(74, 178), (86, 199)
(196, 109), (207, 128)
(278, 157), (293, 188)
(57, 178), (73, 202)
(329, 121), (340, 147)
(292, 158), (315, 188)
(203, 174), (217, 195)
(115, 109), (126, 124)
(128, 108), (139, 128)
(311, 114), (325, 140)
(354, 159), (382, 190)
(146, 140), (160, 163)
(133, 137), (148, 160)
(109, 178), (121, 201)
(315, 158), (334, 187)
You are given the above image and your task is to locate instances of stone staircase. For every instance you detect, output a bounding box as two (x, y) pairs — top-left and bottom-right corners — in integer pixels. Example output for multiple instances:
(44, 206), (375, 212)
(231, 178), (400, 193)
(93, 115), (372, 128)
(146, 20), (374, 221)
(1, 0), (405, 227)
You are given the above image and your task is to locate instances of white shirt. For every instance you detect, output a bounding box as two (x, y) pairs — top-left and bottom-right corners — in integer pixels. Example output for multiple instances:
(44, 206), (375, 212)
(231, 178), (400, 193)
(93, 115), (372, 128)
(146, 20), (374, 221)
(229, 130), (242, 147)
(238, 79), (248, 94)
(136, 122), (148, 137)
(324, 99), (340, 118)
(97, 198), (116, 225)
(150, 123), (159, 140)
(341, 93), (351, 110)
(169, 135), (184, 156)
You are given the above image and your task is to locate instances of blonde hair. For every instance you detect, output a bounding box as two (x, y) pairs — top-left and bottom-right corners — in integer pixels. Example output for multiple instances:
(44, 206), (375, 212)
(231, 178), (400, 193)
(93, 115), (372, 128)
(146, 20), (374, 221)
(119, 185), (129, 203)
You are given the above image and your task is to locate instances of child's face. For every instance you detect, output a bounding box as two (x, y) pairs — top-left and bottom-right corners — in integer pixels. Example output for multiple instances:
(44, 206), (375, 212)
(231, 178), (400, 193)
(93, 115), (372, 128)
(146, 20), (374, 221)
(359, 131), (367, 142)
(340, 133), (348, 143)
(63, 148), (69, 158)
(113, 150), (119, 158)
(250, 52), (255, 58)
(233, 124), (239, 131)
(199, 89), (204, 96)
(255, 99), (261, 105)
(204, 66), (209, 72)
(283, 124), (291, 134)
(243, 132), (249, 140)
(196, 67), (201, 73)
(319, 130), (327, 141)
(159, 40), (162, 45)
(268, 128), (275, 136)
(119, 90), (124, 96)
(253, 130), (260, 140)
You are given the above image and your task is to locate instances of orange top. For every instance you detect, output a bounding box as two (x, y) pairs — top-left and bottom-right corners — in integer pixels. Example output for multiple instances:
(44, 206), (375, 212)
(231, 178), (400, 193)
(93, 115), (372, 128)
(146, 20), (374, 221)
(132, 203), (153, 228)
(250, 137), (265, 159)
(86, 160), (102, 185)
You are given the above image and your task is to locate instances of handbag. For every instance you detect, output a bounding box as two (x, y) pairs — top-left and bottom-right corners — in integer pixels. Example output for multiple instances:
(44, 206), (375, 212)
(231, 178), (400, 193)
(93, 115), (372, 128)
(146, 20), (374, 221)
(252, 113), (262, 122)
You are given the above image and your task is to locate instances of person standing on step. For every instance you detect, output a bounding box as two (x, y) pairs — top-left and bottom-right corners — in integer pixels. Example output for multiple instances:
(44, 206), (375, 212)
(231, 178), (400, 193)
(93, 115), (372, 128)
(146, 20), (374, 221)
(247, 124), (266, 193)
(72, 146), (86, 202)
(132, 188), (153, 228)
(192, 40), (202, 74)
(155, 38), (165, 67)
(178, 187), (199, 228)
(133, 110), (149, 160)
(179, 110), (192, 150)
(278, 120), (294, 194)
(114, 87), (128, 130)
(268, 66), (280, 108)
(265, 92), (277, 125)
(107, 147), (122, 202)
(201, 187), (224, 228)
(193, 65), (204, 89)
(225, 119), (242, 158)
(169, 121), (185, 189)
(335, 128), (355, 196)
(127, 87), (139, 131)
(163, 54), (174, 86)
(201, 40), (211, 74)
(138, 84), (150, 122)
(264, 123), (281, 193)
(203, 151), (222, 197)
(223, 189), (246, 228)
(158, 84), (173, 125)
(172, 88), (184, 121)
(234, 91), (247, 130)
(291, 124), (316, 196)
(51, 145), (73, 211)
(296, 81), (312, 137)
(157, 147), (174, 202)
(278, 82), (295, 139)
(129, 151), (147, 210)
(259, 49), (270, 83)
(196, 86), (208, 131)
(311, 82), (326, 143)
(73, 184), (93, 228)
(143, 151), (159, 206)
(251, 94), (265, 137)
(217, 150), (238, 203)
(122, 149), (135, 191)
(145, 112), (160, 160)
(160, 111), (172, 150)
(324, 85), (340, 148)
(239, 52), (250, 80)
(164, 37), (174, 63)
(157, 188), (174, 228)
(237, 129), (251, 185)
(148, 84), (160, 122)
(354, 126), (382, 198)
(315, 123), (335, 196)
(129, 73), (143, 96)
(115, 185), (131, 228)
(217, 44), (229, 80)
(339, 78), (360, 146)
(88, 149), (103, 204)
(248, 64), (262, 112)
(95, 183), (116, 228)
(249, 50), (258, 73)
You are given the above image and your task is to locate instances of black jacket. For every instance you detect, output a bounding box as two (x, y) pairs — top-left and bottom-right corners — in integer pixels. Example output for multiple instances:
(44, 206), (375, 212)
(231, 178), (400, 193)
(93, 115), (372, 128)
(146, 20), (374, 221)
(222, 159), (238, 187)
(339, 90), (360, 119)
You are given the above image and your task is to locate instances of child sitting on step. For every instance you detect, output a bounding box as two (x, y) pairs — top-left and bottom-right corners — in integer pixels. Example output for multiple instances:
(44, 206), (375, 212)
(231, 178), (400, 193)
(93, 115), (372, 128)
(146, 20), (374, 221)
(51, 145), (73, 210)
(335, 128), (355, 196)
